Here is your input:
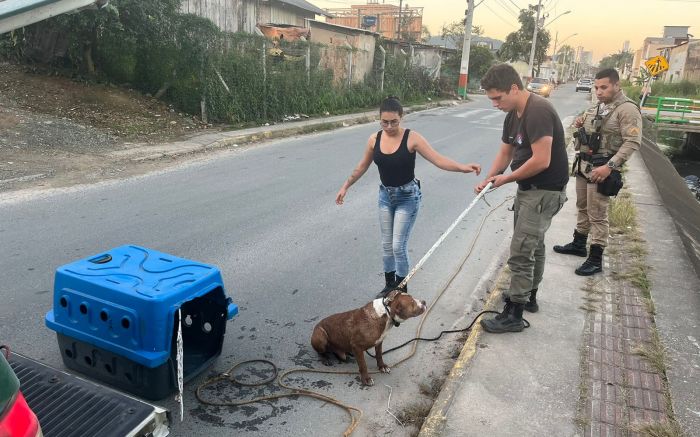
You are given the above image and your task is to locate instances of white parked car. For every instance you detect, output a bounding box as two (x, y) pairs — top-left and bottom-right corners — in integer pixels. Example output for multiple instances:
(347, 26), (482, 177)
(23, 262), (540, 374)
(576, 78), (593, 93)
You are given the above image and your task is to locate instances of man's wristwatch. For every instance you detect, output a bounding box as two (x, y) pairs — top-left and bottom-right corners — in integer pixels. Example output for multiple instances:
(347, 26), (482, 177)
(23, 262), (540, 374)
(607, 160), (619, 170)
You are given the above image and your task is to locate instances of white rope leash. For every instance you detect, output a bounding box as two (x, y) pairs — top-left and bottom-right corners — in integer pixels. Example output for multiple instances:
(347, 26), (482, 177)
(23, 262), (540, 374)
(176, 309), (184, 421)
(397, 182), (494, 290)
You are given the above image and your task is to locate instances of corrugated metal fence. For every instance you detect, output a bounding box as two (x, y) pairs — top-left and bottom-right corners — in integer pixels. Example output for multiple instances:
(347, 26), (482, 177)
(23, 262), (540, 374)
(181, 0), (257, 34)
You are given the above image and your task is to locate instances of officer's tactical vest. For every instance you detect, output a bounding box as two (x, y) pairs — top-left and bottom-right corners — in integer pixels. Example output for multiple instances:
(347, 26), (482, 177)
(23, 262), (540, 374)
(578, 96), (639, 156)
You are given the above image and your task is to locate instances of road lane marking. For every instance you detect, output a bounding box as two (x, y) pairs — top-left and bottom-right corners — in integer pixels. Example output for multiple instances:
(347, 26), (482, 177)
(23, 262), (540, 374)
(480, 111), (504, 120)
(452, 109), (494, 119)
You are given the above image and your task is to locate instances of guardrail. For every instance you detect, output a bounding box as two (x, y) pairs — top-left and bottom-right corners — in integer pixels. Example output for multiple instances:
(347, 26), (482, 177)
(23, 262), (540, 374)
(647, 96), (700, 124)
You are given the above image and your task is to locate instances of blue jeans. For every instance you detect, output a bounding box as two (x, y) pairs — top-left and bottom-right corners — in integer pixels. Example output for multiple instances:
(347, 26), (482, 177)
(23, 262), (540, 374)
(378, 180), (422, 277)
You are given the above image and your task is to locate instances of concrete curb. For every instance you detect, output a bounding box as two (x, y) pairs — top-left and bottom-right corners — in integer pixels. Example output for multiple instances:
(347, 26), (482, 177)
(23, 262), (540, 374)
(418, 235), (512, 437)
(106, 100), (465, 162)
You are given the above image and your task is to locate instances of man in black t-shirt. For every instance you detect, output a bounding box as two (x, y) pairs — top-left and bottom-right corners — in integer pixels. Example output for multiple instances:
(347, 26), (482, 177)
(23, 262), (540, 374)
(474, 64), (569, 334)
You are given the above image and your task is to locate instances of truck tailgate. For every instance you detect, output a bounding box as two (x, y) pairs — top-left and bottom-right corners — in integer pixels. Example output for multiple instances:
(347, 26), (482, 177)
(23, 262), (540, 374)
(8, 352), (170, 437)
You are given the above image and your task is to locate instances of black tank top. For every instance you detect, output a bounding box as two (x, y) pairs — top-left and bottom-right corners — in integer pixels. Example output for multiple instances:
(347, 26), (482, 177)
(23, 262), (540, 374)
(372, 129), (416, 187)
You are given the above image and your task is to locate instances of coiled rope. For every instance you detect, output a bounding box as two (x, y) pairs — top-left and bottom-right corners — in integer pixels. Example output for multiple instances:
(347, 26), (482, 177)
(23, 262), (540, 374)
(196, 184), (514, 436)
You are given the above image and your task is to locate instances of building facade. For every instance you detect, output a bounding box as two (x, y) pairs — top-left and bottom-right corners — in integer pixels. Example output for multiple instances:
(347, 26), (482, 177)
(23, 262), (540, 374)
(325, 0), (423, 41)
(307, 20), (378, 85)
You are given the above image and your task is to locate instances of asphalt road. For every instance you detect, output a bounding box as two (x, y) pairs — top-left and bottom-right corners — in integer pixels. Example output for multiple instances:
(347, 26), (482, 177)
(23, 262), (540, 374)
(0, 83), (592, 436)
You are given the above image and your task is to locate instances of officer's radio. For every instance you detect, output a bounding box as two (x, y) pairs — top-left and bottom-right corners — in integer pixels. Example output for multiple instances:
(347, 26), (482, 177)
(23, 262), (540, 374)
(574, 105), (603, 153)
(573, 128), (602, 152)
(573, 127), (589, 145)
(588, 131), (602, 153)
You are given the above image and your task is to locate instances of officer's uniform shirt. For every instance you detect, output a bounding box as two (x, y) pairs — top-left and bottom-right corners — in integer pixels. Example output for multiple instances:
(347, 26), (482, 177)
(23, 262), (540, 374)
(577, 90), (642, 170)
(599, 91), (642, 167)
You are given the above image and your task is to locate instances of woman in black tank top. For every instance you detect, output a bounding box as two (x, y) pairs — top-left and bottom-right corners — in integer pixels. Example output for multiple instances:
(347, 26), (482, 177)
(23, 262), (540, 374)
(336, 97), (481, 298)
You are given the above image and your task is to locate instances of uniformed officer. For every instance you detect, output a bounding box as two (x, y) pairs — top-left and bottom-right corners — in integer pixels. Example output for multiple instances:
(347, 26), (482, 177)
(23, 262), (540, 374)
(554, 68), (642, 275)
(475, 64), (569, 333)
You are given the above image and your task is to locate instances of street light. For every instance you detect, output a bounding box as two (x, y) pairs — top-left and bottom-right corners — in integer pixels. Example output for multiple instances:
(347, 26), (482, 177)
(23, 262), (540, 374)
(551, 32), (578, 59)
(527, 6), (572, 78)
(552, 33), (577, 83)
(544, 10), (571, 28)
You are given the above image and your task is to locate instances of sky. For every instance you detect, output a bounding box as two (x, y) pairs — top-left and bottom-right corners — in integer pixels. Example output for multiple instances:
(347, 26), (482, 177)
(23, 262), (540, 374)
(311, 0), (700, 63)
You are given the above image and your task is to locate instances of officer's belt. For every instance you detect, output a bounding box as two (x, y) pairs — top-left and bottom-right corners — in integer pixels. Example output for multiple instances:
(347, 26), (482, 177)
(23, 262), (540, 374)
(579, 153), (610, 165)
(518, 182), (566, 191)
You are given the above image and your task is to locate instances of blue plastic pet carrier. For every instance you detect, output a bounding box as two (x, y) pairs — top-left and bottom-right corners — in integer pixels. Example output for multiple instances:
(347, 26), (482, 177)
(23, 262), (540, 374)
(45, 245), (238, 400)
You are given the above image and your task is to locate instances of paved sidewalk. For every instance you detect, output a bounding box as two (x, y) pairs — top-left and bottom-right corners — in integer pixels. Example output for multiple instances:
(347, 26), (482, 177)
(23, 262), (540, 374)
(105, 100), (460, 162)
(419, 154), (699, 437)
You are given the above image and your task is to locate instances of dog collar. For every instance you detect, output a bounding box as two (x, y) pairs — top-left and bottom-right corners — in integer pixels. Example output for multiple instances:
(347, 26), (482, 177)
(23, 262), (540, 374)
(382, 298), (401, 327)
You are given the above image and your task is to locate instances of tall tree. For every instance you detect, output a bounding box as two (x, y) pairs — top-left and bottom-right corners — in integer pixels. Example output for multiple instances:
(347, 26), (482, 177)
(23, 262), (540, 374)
(599, 50), (634, 70)
(556, 45), (576, 65)
(468, 45), (495, 79)
(27, 0), (182, 76)
(440, 20), (484, 51)
(497, 6), (550, 69)
(420, 25), (431, 43)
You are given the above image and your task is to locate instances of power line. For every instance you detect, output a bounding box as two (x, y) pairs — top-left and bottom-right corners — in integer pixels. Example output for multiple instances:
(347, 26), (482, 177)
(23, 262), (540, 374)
(483, 2), (518, 28)
(545, 0), (560, 13)
(494, 0), (519, 18)
(501, 0), (522, 15)
(507, 0), (523, 10)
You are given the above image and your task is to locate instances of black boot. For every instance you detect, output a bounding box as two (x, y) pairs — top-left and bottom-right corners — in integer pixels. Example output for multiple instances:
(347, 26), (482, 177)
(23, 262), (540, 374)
(376, 271), (396, 299)
(495, 297), (514, 320)
(553, 230), (588, 257)
(481, 302), (525, 333)
(394, 275), (407, 293)
(524, 289), (539, 313)
(575, 244), (604, 276)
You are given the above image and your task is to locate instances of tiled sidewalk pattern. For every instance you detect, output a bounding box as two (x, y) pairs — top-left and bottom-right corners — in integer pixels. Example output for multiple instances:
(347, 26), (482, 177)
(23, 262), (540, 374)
(580, 236), (671, 436)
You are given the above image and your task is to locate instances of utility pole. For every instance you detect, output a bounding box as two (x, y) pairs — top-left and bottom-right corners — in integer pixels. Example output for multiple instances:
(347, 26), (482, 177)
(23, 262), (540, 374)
(397, 0), (403, 40)
(458, 0), (475, 98)
(526, 0), (542, 80)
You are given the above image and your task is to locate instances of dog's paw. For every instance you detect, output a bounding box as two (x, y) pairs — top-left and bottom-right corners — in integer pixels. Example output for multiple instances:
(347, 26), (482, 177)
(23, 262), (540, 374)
(321, 358), (333, 366)
(378, 365), (391, 374)
(334, 352), (349, 362)
(361, 376), (375, 386)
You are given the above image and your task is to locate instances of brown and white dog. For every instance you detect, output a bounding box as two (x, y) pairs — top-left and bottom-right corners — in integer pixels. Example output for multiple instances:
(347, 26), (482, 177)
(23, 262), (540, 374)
(310, 290), (426, 386)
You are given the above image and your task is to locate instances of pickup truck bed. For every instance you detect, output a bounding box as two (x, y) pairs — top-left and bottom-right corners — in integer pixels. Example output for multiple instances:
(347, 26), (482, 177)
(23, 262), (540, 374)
(8, 352), (169, 437)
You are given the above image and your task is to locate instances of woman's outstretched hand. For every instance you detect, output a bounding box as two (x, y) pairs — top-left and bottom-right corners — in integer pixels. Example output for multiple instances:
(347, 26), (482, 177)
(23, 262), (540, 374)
(335, 187), (347, 205)
(462, 163), (482, 175)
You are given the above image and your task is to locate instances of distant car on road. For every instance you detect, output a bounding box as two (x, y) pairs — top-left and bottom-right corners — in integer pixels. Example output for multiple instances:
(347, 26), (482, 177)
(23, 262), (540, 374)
(576, 78), (593, 93)
(526, 77), (552, 98)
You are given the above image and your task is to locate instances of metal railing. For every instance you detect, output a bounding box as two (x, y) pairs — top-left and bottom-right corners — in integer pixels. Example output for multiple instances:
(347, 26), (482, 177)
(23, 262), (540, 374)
(647, 96), (700, 124)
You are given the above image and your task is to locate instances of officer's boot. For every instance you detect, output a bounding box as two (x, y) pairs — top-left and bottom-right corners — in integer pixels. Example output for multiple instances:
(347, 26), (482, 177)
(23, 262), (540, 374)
(376, 271), (396, 298)
(553, 230), (588, 257)
(495, 297), (514, 320)
(394, 275), (407, 293)
(524, 288), (539, 313)
(481, 302), (525, 333)
(575, 244), (604, 276)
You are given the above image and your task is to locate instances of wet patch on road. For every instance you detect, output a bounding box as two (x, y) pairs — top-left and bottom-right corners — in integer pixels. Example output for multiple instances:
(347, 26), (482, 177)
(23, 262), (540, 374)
(291, 342), (315, 367)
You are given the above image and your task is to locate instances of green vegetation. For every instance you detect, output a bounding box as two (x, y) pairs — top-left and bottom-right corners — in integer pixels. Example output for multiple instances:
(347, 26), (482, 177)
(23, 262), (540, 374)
(441, 45), (495, 91)
(599, 51), (634, 71)
(630, 420), (687, 437)
(622, 80), (700, 102)
(609, 191), (637, 230)
(498, 6), (550, 72)
(0, 0), (444, 124)
(649, 80), (700, 99)
(438, 19), (495, 90)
